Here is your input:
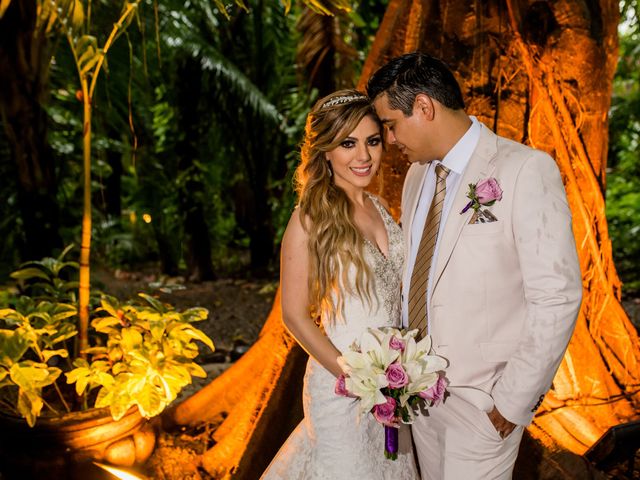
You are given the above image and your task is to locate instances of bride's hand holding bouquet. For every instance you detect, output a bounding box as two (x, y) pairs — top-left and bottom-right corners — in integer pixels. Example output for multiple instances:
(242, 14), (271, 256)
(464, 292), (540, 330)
(335, 328), (448, 459)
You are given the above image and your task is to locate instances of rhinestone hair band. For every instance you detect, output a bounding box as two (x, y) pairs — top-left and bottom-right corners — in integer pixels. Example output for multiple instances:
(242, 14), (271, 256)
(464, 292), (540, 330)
(320, 94), (369, 109)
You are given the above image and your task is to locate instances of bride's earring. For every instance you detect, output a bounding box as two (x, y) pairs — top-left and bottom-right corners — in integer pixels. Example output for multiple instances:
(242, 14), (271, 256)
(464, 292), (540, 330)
(327, 161), (333, 177)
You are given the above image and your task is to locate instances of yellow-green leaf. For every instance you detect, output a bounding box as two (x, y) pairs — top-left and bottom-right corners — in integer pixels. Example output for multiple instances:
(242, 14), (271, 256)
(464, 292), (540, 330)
(121, 328), (143, 352)
(187, 363), (207, 378)
(70, 0), (84, 30)
(170, 325), (214, 351)
(91, 316), (121, 332)
(182, 307), (209, 323)
(99, 297), (120, 318)
(0, 329), (30, 365)
(10, 267), (51, 282)
(41, 349), (69, 362)
(10, 363), (61, 390)
(134, 382), (164, 418)
(50, 310), (77, 323)
(17, 388), (43, 427)
(72, 357), (90, 369)
(138, 293), (164, 313)
(0, 308), (24, 324)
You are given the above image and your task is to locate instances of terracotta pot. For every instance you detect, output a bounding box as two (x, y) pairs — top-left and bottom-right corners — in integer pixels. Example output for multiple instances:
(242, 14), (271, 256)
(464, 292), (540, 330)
(0, 406), (156, 479)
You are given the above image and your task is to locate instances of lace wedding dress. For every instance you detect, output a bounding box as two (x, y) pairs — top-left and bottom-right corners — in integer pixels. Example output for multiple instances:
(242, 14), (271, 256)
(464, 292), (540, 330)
(261, 196), (419, 480)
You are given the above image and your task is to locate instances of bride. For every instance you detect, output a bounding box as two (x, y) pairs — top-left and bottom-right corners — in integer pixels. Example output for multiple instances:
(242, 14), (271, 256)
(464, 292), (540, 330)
(261, 90), (419, 479)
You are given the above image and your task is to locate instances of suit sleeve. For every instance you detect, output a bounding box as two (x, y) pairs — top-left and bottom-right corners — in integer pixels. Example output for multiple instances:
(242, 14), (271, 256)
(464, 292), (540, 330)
(491, 152), (582, 426)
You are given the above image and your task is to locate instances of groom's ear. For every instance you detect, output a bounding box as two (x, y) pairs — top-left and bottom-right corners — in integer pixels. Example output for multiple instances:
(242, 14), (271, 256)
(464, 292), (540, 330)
(414, 94), (435, 121)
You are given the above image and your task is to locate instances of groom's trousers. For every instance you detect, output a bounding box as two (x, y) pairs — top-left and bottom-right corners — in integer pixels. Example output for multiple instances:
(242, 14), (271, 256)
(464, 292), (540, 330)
(412, 393), (524, 480)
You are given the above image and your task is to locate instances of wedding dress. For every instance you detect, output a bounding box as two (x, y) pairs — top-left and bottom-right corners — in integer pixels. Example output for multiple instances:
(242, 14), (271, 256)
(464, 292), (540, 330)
(261, 195), (419, 480)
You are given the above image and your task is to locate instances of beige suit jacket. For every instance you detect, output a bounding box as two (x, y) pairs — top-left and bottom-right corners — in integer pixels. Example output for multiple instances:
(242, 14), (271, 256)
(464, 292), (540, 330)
(401, 123), (582, 426)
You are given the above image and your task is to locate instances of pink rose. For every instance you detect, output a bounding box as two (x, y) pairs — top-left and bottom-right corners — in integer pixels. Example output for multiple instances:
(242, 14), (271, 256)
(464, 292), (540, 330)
(335, 374), (356, 398)
(389, 336), (405, 351)
(386, 362), (409, 389)
(373, 396), (398, 426)
(418, 374), (448, 406)
(475, 178), (503, 204)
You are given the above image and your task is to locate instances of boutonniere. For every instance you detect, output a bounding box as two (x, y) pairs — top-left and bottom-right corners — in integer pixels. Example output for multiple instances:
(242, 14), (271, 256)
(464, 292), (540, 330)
(460, 177), (503, 214)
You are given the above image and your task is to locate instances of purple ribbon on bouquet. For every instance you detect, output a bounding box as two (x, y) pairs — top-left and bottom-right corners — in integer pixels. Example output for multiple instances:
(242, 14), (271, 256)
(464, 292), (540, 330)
(384, 426), (398, 460)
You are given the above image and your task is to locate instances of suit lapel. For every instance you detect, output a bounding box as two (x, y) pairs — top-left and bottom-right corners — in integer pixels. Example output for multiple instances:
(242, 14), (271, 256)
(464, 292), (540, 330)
(431, 125), (498, 293)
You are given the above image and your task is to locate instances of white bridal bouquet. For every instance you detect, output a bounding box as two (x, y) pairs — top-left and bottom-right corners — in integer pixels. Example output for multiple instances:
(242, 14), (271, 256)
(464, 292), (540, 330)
(335, 327), (448, 459)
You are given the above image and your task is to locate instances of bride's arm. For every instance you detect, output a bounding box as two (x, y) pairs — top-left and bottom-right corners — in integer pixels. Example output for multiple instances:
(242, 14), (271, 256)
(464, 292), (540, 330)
(280, 209), (343, 378)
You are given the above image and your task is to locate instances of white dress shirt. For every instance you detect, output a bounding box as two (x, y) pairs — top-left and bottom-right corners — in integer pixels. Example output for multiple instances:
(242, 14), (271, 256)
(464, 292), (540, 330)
(402, 116), (481, 331)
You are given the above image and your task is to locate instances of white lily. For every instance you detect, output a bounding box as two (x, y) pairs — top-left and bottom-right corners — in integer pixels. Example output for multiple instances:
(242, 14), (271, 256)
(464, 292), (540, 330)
(338, 350), (369, 375)
(346, 369), (389, 413)
(361, 329), (400, 371)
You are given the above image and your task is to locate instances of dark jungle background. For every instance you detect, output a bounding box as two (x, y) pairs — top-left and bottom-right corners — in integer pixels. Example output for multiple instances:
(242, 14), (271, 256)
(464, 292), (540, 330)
(0, 0), (638, 313)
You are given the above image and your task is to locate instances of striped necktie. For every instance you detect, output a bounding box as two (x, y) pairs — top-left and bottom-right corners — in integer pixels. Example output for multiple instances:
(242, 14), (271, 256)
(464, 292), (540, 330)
(407, 164), (451, 339)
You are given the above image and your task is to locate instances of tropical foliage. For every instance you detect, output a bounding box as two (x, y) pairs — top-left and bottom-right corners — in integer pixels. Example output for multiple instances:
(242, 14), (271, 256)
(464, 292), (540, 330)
(0, 247), (213, 426)
(0, 0), (637, 291)
(607, 1), (640, 295)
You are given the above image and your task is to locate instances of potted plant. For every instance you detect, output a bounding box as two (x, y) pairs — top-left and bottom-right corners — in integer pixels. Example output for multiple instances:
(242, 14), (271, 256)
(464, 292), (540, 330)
(0, 247), (214, 478)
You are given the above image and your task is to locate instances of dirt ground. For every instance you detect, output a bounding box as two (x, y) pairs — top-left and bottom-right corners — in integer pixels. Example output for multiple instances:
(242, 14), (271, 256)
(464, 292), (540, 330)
(93, 267), (279, 356)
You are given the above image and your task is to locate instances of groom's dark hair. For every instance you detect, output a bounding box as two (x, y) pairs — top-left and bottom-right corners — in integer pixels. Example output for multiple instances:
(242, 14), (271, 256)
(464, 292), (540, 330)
(366, 52), (465, 115)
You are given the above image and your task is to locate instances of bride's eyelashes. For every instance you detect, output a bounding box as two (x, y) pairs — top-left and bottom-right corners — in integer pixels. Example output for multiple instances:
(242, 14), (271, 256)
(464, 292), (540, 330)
(339, 135), (382, 149)
(368, 136), (382, 147)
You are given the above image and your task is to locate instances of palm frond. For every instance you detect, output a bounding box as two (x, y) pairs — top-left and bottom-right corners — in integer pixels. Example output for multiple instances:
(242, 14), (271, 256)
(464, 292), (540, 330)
(163, 8), (283, 126)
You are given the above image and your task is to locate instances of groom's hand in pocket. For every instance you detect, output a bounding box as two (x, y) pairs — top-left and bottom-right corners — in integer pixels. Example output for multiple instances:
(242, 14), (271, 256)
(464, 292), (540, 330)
(487, 406), (516, 439)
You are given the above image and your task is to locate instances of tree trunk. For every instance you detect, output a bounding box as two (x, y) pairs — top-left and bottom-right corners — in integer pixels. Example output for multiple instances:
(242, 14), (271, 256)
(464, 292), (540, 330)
(175, 56), (215, 282)
(167, 1), (640, 477)
(0, 0), (62, 261)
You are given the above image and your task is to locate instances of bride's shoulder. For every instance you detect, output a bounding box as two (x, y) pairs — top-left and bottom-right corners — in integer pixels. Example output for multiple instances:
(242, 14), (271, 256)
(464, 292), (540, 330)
(282, 208), (311, 246)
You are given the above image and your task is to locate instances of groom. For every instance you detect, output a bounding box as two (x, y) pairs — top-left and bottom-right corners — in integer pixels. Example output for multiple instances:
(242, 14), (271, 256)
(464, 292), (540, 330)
(367, 53), (582, 479)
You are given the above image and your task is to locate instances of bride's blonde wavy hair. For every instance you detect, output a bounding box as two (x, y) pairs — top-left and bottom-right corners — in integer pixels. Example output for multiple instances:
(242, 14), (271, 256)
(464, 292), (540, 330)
(295, 89), (383, 321)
